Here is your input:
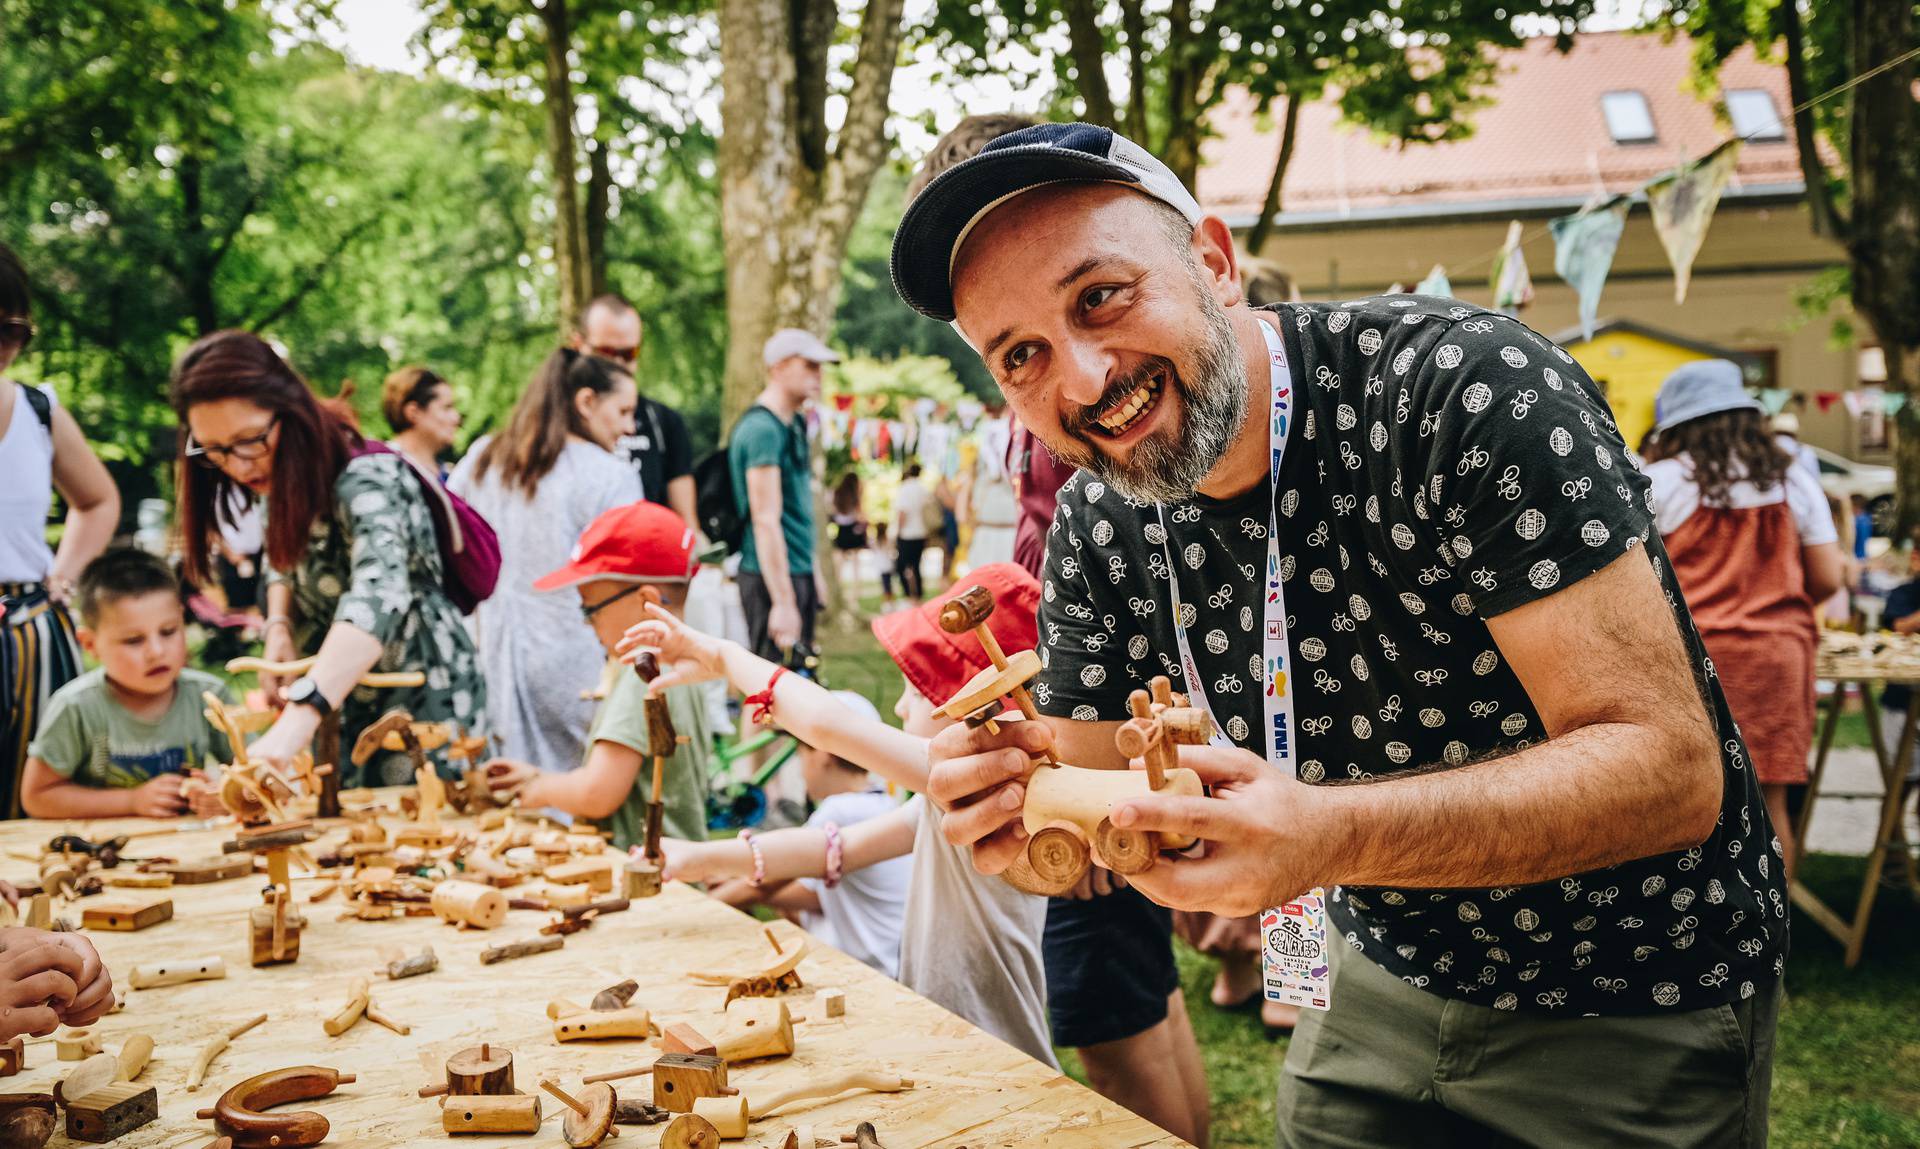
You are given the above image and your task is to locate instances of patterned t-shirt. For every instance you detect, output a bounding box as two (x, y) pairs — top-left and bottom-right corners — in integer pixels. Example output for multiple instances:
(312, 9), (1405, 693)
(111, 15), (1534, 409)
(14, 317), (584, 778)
(1035, 296), (1786, 1017)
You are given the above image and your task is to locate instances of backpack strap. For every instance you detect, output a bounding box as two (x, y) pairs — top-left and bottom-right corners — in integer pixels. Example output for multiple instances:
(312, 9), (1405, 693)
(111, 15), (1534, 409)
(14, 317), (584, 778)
(18, 384), (52, 434)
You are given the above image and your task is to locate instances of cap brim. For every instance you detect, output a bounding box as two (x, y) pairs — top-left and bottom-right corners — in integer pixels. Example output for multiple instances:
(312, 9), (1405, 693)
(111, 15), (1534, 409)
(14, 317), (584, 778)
(890, 146), (1142, 322)
(531, 566), (696, 593)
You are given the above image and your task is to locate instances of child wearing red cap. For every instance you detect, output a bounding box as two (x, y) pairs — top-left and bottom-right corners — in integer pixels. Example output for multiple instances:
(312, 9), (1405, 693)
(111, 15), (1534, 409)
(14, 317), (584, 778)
(622, 562), (1054, 1066)
(482, 502), (712, 851)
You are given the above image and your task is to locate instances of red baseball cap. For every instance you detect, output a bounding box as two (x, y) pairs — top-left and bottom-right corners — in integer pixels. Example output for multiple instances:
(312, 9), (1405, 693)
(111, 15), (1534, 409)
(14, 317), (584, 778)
(533, 501), (699, 592)
(871, 562), (1040, 706)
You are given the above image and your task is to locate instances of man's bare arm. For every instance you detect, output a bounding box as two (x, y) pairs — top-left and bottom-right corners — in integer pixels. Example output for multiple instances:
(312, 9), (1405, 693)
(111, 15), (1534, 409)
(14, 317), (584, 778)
(745, 465), (794, 608)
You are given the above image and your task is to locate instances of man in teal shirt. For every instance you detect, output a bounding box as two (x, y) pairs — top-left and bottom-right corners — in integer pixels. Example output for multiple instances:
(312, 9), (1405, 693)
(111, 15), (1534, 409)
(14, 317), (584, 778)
(729, 328), (834, 662)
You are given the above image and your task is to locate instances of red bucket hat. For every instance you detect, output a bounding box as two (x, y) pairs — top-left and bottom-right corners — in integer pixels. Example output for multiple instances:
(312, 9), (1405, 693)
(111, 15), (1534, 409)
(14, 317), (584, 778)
(533, 501), (699, 592)
(871, 562), (1041, 707)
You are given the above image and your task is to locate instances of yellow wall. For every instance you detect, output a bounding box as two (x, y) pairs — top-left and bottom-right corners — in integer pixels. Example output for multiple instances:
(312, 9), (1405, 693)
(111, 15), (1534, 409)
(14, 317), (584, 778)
(1561, 329), (1718, 453)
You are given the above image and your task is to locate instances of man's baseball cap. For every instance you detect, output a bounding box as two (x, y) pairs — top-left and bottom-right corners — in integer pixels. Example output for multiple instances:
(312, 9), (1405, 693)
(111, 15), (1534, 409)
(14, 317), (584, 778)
(890, 122), (1205, 323)
(871, 563), (1040, 707)
(762, 328), (841, 367)
(533, 501), (699, 592)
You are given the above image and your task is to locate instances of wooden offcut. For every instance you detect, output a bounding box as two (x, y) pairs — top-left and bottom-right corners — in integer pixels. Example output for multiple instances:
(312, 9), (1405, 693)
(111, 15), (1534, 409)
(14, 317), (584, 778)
(80, 895), (173, 932)
(63, 1081), (158, 1142)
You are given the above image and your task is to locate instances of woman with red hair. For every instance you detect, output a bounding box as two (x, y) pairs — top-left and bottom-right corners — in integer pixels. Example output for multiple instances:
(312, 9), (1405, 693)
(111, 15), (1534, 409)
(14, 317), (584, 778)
(171, 331), (486, 783)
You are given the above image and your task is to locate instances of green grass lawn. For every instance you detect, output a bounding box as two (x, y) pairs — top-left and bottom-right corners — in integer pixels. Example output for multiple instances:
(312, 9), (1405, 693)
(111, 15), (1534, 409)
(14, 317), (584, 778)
(812, 605), (1920, 1149)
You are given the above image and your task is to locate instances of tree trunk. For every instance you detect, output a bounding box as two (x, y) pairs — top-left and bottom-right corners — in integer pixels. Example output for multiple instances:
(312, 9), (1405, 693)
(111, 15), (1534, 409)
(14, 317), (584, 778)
(1118, 0), (1149, 143)
(539, 0), (589, 335)
(1061, 0), (1116, 127)
(178, 155), (219, 336)
(1244, 92), (1300, 257)
(1159, 0), (1202, 187)
(585, 137), (612, 299)
(716, 0), (907, 428)
(1844, 0), (1920, 533)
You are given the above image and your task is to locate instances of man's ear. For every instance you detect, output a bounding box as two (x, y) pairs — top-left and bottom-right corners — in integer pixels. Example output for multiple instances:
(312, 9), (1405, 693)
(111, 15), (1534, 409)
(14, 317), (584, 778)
(1192, 215), (1245, 310)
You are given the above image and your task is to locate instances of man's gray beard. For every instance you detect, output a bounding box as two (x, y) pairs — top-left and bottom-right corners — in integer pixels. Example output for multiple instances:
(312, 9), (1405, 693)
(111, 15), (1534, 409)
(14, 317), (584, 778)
(1059, 290), (1248, 505)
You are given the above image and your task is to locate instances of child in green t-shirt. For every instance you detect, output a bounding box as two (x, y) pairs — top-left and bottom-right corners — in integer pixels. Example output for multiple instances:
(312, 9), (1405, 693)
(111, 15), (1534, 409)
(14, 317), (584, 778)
(22, 548), (232, 819)
(482, 502), (711, 850)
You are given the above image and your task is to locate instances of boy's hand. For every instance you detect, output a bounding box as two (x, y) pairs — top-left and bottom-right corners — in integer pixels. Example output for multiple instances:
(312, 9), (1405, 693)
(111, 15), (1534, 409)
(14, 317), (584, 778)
(616, 603), (727, 693)
(0, 929), (85, 1041)
(481, 759), (536, 797)
(128, 774), (190, 819)
(45, 933), (113, 1026)
(184, 773), (227, 819)
(656, 838), (718, 884)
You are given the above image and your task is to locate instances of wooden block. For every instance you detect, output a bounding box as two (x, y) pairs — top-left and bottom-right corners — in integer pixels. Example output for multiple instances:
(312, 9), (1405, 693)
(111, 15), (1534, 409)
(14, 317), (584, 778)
(543, 883), (595, 909)
(552, 1006), (650, 1042)
(249, 901), (307, 967)
(821, 990), (846, 1019)
(652, 1053), (728, 1113)
(660, 1023), (715, 1056)
(0, 1037), (23, 1077)
(82, 895), (173, 932)
(543, 859), (614, 893)
(442, 1093), (541, 1134)
(154, 855), (252, 884)
(64, 1081), (158, 1142)
(101, 871), (173, 889)
(623, 861), (662, 900)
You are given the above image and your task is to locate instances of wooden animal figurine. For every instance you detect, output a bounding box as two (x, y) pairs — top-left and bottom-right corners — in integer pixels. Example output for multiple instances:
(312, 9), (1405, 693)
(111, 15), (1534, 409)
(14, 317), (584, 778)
(187, 1015), (268, 1092)
(196, 1066), (356, 1149)
(430, 880), (507, 929)
(0, 1093), (56, 1149)
(541, 1080), (619, 1148)
(356, 709), (456, 848)
(251, 888), (307, 966)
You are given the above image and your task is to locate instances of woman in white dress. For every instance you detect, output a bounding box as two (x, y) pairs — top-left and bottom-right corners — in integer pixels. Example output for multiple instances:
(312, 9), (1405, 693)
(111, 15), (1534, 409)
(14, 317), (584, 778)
(450, 350), (639, 776)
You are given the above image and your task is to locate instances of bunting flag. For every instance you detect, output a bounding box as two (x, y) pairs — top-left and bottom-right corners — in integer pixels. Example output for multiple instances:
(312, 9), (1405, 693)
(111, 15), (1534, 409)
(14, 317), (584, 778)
(1814, 392), (1841, 413)
(1842, 391), (1866, 418)
(1415, 265), (1453, 298)
(1883, 392), (1908, 416)
(1489, 220), (1534, 316)
(1549, 195), (1631, 342)
(1646, 139), (1743, 304)
(1757, 388), (1793, 415)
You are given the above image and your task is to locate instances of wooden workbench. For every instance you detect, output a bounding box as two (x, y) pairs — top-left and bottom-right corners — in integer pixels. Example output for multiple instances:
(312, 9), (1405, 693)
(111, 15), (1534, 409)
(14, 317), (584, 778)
(1, 815), (1186, 1149)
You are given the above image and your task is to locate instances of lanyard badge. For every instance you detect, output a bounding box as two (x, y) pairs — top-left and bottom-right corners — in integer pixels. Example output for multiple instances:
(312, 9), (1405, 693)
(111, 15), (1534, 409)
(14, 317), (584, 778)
(1158, 314), (1331, 1012)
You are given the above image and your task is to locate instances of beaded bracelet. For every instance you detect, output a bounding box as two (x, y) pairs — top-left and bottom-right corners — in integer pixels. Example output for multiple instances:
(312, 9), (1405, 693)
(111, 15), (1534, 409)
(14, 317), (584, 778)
(738, 829), (766, 887)
(822, 823), (844, 889)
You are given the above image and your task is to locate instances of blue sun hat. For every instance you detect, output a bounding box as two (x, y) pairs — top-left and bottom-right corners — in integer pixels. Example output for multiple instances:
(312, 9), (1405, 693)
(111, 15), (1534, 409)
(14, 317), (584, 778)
(1653, 359), (1760, 433)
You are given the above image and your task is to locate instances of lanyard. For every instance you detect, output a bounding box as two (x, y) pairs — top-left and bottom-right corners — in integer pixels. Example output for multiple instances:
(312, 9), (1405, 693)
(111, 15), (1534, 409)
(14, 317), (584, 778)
(1154, 313), (1330, 1011)
(1156, 315), (1295, 771)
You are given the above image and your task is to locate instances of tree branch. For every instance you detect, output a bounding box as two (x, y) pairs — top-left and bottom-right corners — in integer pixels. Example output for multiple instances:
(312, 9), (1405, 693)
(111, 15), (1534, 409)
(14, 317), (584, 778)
(242, 213), (384, 332)
(790, 0), (835, 174)
(1779, 0), (1847, 241)
(1119, 0), (1149, 143)
(1245, 92), (1301, 256)
(1061, 0), (1116, 126)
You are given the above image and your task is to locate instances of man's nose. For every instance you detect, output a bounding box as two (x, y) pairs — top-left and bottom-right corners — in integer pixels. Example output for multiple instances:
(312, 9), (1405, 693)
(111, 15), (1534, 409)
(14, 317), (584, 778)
(1055, 342), (1117, 408)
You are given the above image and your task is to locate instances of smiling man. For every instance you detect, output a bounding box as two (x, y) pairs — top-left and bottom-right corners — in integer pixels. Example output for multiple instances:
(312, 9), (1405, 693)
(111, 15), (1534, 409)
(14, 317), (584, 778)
(890, 123), (1785, 1147)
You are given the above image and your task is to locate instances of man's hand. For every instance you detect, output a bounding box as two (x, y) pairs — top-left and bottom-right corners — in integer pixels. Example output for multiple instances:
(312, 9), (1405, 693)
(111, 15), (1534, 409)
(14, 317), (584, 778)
(128, 774), (190, 819)
(617, 603), (728, 692)
(924, 718), (1053, 875)
(767, 601), (801, 652)
(1110, 743), (1339, 917)
(0, 929), (85, 1041)
(45, 933), (113, 1026)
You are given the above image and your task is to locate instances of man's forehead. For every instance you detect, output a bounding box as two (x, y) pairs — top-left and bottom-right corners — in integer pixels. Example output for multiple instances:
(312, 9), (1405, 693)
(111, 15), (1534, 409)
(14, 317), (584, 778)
(586, 306), (640, 336)
(950, 184), (1155, 344)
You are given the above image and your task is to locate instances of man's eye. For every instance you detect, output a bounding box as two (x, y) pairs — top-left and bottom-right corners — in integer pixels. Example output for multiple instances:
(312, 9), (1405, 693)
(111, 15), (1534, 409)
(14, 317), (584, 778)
(1004, 344), (1037, 372)
(1082, 286), (1117, 310)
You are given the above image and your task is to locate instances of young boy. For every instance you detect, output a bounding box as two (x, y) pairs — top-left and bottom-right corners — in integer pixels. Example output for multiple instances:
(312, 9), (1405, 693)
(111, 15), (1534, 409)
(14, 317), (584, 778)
(482, 502), (712, 851)
(697, 691), (911, 978)
(624, 562), (1056, 1067)
(22, 548), (231, 819)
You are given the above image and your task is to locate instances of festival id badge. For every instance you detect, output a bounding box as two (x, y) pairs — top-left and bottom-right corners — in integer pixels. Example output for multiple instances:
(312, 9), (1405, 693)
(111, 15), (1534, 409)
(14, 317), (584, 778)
(1262, 893), (1331, 1009)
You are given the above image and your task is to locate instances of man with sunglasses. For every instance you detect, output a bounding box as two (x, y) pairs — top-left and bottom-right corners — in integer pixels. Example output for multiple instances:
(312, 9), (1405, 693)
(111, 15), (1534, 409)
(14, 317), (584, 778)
(575, 295), (697, 530)
(0, 244), (119, 817)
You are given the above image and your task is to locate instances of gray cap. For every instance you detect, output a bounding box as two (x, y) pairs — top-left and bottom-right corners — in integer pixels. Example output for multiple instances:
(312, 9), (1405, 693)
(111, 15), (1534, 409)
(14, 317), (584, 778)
(763, 328), (841, 367)
(1654, 359), (1759, 433)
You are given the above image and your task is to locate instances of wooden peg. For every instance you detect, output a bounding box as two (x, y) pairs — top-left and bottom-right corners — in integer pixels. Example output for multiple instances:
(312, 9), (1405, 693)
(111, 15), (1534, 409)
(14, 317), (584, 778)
(55, 1030), (102, 1062)
(480, 936), (564, 964)
(430, 880), (507, 929)
(322, 979), (370, 1037)
(553, 1006), (651, 1042)
(129, 955), (226, 990)
(441, 1093), (541, 1135)
(187, 1015), (268, 1092)
(541, 1080), (619, 1147)
(582, 1063), (652, 1086)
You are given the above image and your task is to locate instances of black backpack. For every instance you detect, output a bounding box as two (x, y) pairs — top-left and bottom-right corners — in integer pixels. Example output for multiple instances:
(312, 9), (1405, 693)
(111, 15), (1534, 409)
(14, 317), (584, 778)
(18, 384), (51, 432)
(695, 405), (784, 556)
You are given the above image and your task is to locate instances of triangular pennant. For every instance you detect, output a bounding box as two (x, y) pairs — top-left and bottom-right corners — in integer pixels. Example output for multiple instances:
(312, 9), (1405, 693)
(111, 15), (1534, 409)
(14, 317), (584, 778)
(1549, 195), (1631, 342)
(1415, 265), (1453, 298)
(1758, 388), (1793, 415)
(1883, 392), (1908, 416)
(1842, 391), (1866, 418)
(1815, 392), (1840, 413)
(1489, 221), (1534, 316)
(1645, 139), (1743, 303)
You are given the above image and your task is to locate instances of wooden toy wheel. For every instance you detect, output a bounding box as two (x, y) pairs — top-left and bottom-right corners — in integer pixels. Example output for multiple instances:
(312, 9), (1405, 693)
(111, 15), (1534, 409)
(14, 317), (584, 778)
(1093, 818), (1158, 875)
(662, 1114), (720, 1149)
(1026, 820), (1090, 890)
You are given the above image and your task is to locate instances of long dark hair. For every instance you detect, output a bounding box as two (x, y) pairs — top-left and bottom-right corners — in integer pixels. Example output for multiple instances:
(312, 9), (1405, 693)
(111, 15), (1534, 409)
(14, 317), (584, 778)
(170, 331), (358, 585)
(468, 348), (629, 496)
(832, 472), (862, 515)
(1642, 408), (1792, 506)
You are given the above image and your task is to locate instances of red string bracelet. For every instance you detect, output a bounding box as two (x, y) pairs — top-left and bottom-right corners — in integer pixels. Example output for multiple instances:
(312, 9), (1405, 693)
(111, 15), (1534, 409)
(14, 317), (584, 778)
(744, 666), (787, 727)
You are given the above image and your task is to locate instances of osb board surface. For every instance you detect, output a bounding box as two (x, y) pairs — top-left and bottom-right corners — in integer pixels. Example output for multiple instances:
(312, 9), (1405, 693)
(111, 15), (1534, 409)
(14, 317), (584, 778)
(2, 815), (1186, 1148)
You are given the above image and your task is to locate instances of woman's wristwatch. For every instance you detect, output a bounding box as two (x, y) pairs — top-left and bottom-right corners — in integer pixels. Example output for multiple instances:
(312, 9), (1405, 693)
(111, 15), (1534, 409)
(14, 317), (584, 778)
(285, 676), (333, 719)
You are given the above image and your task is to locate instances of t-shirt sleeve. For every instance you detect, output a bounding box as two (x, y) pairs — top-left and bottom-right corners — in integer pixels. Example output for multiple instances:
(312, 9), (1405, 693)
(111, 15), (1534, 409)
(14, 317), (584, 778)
(1643, 458), (1694, 537)
(26, 686), (89, 778)
(659, 405), (694, 482)
(1031, 496), (1144, 721)
(732, 413), (784, 472)
(1785, 466), (1839, 546)
(587, 669), (651, 760)
(1406, 315), (1653, 618)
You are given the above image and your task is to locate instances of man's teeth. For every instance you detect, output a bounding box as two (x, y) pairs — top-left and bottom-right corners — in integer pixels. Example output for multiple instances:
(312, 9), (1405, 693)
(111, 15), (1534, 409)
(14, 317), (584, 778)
(1096, 374), (1163, 435)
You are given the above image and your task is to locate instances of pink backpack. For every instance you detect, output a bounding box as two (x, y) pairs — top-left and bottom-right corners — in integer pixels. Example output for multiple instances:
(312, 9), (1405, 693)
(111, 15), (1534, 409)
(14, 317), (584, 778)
(350, 439), (500, 614)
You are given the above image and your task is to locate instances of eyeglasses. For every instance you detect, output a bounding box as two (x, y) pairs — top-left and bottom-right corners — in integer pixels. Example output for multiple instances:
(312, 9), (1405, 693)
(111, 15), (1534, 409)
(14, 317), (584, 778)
(587, 344), (638, 365)
(0, 320), (32, 351)
(185, 416), (279, 467)
(580, 582), (662, 622)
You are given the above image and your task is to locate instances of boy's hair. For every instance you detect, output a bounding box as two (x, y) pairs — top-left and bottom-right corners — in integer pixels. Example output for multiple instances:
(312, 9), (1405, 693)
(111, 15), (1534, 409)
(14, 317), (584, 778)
(76, 548), (181, 627)
(907, 113), (1042, 201)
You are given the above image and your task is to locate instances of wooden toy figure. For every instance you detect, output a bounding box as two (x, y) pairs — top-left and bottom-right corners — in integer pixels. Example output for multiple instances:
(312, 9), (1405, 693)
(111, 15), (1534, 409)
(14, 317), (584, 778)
(933, 584), (1212, 892)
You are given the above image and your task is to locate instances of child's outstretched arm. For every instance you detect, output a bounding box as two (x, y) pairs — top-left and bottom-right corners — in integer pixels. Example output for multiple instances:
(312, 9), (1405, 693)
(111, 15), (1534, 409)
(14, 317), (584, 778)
(19, 758), (191, 819)
(484, 739), (644, 821)
(620, 603), (932, 792)
(656, 801), (918, 887)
